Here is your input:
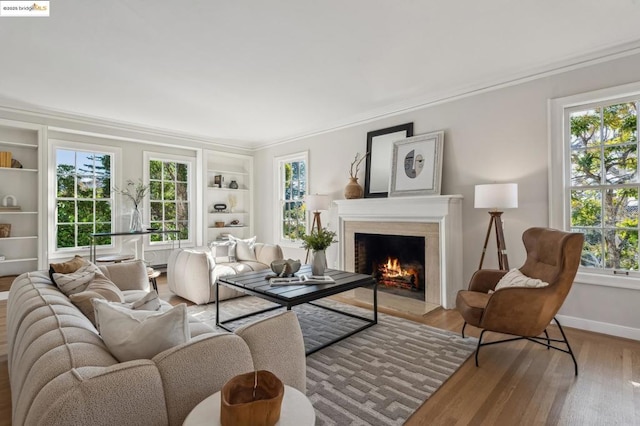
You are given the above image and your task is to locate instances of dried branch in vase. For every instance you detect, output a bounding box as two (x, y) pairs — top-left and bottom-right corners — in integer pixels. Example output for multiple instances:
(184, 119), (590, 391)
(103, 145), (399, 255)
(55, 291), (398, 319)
(349, 152), (369, 178)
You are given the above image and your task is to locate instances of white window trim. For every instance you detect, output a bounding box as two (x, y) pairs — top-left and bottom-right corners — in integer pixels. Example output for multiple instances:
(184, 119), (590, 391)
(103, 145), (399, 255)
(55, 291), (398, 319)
(273, 151), (309, 247)
(143, 151), (196, 250)
(549, 81), (640, 288)
(48, 139), (121, 259)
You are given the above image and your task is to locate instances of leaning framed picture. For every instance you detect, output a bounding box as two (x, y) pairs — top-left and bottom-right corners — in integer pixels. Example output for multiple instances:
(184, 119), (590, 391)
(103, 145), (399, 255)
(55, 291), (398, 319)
(389, 131), (444, 197)
(364, 123), (413, 198)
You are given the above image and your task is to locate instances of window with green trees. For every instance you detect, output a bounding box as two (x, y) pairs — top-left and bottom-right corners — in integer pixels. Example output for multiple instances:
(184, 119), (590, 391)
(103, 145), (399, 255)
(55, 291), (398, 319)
(55, 149), (113, 249)
(276, 152), (307, 242)
(569, 100), (639, 271)
(148, 158), (190, 243)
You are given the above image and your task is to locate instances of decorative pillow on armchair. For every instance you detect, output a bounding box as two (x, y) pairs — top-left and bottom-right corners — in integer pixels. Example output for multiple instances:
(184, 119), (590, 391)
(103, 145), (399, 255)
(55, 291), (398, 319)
(229, 235), (257, 261)
(209, 240), (237, 263)
(494, 268), (549, 291)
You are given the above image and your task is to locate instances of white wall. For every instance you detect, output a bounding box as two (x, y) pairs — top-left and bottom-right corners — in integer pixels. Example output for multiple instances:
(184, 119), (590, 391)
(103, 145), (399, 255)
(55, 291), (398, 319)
(253, 52), (640, 340)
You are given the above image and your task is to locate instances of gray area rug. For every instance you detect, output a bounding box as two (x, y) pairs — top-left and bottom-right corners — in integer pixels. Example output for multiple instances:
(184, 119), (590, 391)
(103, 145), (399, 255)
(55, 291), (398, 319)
(188, 297), (477, 426)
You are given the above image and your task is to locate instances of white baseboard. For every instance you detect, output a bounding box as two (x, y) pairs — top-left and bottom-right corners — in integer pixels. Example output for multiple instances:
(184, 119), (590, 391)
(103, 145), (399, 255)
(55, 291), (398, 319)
(0, 291), (8, 301)
(555, 314), (640, 341)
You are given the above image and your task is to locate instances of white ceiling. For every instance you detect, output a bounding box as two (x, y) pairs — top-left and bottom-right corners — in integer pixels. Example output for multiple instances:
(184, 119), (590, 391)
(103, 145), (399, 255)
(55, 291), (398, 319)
(1, 1), (640, 149)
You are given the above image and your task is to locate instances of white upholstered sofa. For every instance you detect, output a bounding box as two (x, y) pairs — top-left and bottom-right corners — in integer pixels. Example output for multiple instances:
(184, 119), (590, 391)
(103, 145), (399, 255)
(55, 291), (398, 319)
(167, 241), (284, 305)
(7, 260), (306, 426)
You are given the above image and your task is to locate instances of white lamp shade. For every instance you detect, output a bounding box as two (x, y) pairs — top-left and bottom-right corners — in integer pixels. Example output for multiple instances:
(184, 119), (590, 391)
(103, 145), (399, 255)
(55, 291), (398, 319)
(305, 194), (330, 212)
(474, 183), (518, 209)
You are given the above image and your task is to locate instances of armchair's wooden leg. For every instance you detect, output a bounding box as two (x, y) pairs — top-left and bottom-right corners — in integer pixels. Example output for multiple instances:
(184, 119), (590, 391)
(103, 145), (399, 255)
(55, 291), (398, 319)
(554, 317), (578, 376)
(461, 322), (467, 338)
(544, 329), (550, 350)
(475, 330), (486, 367)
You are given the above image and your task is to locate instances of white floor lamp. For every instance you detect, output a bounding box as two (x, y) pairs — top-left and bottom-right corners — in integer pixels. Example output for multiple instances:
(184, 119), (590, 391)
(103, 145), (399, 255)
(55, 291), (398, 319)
(475, 183), (518, 270)
(304, 194), (330, 263)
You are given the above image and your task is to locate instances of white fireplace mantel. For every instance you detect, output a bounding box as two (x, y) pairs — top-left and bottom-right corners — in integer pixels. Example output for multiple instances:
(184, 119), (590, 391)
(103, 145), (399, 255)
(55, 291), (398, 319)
(333, 195), (464, 309)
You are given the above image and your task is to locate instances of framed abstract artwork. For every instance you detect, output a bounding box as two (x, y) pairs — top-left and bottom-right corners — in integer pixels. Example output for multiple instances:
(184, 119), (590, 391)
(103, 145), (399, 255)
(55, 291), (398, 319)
(389, 131), (444, 197)
(364, 123), (413, 198)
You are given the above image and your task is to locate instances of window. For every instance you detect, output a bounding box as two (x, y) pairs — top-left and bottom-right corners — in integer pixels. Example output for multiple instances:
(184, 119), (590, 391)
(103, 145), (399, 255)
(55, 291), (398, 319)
(145, 153), (193, 244)
(275, 152), (308, 243)
(54, 146), (115, 251)
(551, 83), (640, 276)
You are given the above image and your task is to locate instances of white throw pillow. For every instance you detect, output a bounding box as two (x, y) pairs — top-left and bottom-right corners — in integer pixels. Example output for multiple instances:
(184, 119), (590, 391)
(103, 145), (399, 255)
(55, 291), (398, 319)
(229, 235), (257, 262)
(52, 265), (99, 296)
(494, 268), (549, 291)
(92, 299), (190, 362)
(209, 240), (237, 263)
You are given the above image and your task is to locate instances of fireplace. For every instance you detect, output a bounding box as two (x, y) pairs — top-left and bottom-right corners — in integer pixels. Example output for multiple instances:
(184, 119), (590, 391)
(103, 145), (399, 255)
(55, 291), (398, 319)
(334, 195), (463, 311)
(355, 233), (425, 301)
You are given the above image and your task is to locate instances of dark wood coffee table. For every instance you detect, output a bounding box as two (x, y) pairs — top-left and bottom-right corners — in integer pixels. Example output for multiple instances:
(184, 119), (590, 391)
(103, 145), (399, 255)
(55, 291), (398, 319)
(216, 265), (377, 355)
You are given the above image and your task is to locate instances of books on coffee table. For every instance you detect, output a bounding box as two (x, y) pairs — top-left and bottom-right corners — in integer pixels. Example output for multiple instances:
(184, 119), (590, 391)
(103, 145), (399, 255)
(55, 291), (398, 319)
(269, 274), (335, 286)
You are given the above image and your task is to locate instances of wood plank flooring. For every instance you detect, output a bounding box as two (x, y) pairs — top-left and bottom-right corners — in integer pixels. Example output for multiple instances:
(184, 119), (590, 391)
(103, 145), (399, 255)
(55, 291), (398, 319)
(0, 275), (638, 425)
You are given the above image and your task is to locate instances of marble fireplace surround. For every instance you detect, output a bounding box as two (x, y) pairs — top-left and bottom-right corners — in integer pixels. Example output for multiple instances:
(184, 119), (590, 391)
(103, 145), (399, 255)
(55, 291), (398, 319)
(334, 195), (463, 310)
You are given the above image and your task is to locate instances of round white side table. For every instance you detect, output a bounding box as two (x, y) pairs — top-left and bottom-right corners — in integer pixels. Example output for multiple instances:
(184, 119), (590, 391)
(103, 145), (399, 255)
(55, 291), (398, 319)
(182, 384), (315, 426)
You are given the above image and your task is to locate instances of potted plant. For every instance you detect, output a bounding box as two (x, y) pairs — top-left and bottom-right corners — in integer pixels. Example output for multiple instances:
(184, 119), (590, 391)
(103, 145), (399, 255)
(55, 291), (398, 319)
(300, 227), (337, 276)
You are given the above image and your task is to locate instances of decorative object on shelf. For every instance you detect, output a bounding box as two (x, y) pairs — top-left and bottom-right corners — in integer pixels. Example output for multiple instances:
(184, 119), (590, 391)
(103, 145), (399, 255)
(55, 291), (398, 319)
(0, 255), (5, 261)
(475, 182), (518, 270)
(365, 123), (413, 198)
(0, 151), (11, 168)
(389, 131), (444, 197)
(229, 180), (239, 189)
(230, 219), (240, 225)
(228, 194), (237, 213)
(215, 221), (225, 228)
(220, 370), (284, 426)
(300, 227), (337, 276)
(304, 194), (330, 262)
(270, 259), (301, 277)
(213, 203), (227, 212)
(344, 153), (368, 199)
(11, 158), (22, 168)
(344, 177), (363, 199)
(0, 223), (10, 238)
(113, 179), (148, 233)
(3, 194), (17, 207)
(214, 175), (223, 188)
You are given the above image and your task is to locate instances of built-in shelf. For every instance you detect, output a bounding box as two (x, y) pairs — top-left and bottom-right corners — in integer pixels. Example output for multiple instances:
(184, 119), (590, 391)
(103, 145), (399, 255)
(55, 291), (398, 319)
(0, 139), (38, 149)
(0, 258), (38, 263)
(0, 211), (37, 215)
(208, 169), (249, 176)
(208, 211), (248, 215)
(208, 226), (247, 230)
(0, 167), (38, 173)
(0, 236), (37, 241)
(207, 187), (249, 192)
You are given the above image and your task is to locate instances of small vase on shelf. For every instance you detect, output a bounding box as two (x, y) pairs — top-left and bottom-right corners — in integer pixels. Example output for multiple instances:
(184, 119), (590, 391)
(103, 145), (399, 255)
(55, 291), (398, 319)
(344, 177), (364, 199)
(311, 250), (326, 276)
(129, 207), (144, 233)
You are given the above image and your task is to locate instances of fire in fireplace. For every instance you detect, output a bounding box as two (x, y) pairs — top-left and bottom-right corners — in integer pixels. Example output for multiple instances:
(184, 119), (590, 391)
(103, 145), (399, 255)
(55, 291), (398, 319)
(354, 233), (426, 301)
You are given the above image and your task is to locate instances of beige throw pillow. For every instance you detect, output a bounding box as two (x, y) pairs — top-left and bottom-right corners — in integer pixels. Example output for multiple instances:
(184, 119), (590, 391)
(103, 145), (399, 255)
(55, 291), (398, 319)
(229, 235), (257, 261)
(209, 240), (237, 263)
(50, 255), (87, 274)
(52, 269), (97, 296)
(92, 299), (190, 362)
(69, 273), (126, 326)
(494, 268), (549, 291)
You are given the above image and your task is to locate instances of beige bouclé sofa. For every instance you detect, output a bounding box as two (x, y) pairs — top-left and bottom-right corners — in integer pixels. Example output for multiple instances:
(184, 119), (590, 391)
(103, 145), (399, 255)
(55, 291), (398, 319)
(8, 260), (306, 426)
(167, 242), (284, 305)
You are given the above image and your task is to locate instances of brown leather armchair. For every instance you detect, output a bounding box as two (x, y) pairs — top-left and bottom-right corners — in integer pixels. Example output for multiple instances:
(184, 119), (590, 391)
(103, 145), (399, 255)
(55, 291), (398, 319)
(456, 227), (584, 375)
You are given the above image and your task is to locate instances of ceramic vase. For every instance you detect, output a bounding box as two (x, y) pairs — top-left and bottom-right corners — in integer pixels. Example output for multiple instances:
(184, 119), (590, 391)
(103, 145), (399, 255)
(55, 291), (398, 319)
(344, 177), (364, 199)
(129, 207), (143, 233)
(311, 250), (326, 276)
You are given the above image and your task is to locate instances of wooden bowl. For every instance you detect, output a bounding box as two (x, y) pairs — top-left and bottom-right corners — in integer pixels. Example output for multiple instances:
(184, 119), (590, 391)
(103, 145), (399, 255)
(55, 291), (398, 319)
(220, 370), (284, 426)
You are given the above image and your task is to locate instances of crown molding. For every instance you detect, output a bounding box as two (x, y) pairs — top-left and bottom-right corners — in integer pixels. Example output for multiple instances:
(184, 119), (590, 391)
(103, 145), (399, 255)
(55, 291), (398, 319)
(0, 99), (254, 153)
(256, 38), (640, 151)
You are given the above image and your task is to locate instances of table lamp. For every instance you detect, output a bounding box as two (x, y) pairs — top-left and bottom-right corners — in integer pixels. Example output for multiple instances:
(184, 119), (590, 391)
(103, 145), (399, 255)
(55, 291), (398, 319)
(475, 183), (518, 270)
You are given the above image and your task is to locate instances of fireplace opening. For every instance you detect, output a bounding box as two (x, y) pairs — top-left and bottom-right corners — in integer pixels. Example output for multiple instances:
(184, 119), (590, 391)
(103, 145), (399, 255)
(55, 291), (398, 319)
(354, 233), (425, 301)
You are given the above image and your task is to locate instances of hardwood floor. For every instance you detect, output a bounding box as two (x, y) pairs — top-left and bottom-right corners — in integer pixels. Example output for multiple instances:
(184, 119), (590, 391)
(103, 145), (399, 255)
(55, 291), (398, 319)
(0, 275), (638, 425)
